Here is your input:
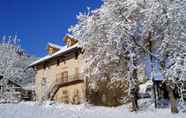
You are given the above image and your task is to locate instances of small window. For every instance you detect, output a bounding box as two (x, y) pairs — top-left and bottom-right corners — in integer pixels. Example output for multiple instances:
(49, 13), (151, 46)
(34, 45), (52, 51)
(75, 52), (79, 60)
(44, 63), (50, 69)
(61, 57), (66, 64)
(43, 63), (46, 70)
(62, 71), (68, 82)
(57, 59), (60, 66)
(62, 90), (69, 103)
(41, 77), (47, 86)
(73, 89), (80, 104)
(63, 90), (68, 94)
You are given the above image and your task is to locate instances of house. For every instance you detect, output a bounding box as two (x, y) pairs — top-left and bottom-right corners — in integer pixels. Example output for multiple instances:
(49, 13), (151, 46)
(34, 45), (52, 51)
(0, 75), (34, 103)
(28, 35), (85, 104)
(0, 75), (22, 103)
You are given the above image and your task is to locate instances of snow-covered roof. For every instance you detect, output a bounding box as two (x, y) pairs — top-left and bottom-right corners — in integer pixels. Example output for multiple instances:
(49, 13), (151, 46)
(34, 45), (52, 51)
(28, 43), (80, 67)
(0, 77), (22, 87)
(22, 82), (35, 90)
(48, 42), (64, 49)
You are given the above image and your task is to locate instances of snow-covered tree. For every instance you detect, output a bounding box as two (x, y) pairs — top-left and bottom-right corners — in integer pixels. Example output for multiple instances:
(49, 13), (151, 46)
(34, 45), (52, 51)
(0, 35), (36, 85)
(0, 35), (21, 80)
(0, 35), (36, 102)
(69, 0), (186, 112)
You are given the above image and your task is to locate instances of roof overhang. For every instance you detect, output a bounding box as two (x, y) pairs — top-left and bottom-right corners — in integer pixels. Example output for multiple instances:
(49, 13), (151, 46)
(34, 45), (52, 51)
(27, 43), (81, 68)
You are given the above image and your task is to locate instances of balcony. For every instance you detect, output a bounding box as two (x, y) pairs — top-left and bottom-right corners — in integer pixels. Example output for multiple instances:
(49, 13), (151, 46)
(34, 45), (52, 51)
(46, 73), (83, 100)
(55, 73), (83, 86)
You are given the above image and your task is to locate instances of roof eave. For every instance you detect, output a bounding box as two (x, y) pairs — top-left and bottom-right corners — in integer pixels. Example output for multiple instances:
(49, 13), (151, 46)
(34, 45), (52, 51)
(28, 45), (81, 68)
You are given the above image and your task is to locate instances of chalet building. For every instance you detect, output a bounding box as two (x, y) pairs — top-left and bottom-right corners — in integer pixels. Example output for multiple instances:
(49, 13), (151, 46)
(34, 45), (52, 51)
(28, 35), (85, 104)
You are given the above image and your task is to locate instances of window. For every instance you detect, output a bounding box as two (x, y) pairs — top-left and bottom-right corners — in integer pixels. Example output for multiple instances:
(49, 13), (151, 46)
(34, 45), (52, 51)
(44, 63), (50, 69)
(67, 38), (72, 47)
(41, 77), (47, 86)
(62, 71), (68, 82)
(73, 89), (80, 104)
(61, 57), (66, 64)
(62, 90), (69, 103)
(57, 59), (60, 66)
(75, 52), (79, 60)
(43, 63), (46, 70)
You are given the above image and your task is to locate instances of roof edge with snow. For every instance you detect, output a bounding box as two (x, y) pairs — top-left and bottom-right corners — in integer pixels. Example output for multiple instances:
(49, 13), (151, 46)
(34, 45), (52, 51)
(28, 43), (81, 68)
(48, 42), (64, 50)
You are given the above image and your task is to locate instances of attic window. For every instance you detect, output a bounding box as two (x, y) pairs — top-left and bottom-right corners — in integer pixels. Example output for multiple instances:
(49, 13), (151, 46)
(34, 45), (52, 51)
(66, 38), (73, 47)
(64, 35), (78, 47)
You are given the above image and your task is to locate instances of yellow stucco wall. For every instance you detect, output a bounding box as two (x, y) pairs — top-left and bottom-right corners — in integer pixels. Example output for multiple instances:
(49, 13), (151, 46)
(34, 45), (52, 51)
(34, 49), (85, 103)
(54, 82), (85, 104)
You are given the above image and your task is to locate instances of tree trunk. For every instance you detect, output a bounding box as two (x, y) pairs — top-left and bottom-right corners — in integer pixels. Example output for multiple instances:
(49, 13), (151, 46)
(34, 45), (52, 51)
(128, 50), (139, 112)
(166, 81), (178, 113)
(130, 68), (139, 112)
(130, 88), (138, 111)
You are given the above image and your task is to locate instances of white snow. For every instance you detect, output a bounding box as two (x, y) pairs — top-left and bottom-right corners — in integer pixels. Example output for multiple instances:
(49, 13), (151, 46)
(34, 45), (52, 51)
(0, 100), (185, 118)
(22, 82), (35, 90)
(48, 42), (66, 50)
(139, 80), (153, 94)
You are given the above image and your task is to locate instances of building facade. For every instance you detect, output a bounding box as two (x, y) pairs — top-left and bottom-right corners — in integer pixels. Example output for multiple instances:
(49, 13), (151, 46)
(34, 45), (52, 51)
(29, 36), (85, 104)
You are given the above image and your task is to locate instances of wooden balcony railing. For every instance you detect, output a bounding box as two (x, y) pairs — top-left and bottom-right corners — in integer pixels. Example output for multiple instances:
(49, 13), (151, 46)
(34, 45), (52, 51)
(45, 73), (83, 100)
(55, 73), (82, 84)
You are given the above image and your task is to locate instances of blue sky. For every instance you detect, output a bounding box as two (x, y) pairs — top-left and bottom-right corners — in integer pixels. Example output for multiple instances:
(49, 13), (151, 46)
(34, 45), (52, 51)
(0, 0), (102, 57)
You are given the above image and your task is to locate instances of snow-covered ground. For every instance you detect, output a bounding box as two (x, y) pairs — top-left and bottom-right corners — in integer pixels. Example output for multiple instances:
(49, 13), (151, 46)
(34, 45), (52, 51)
(0, 100), (185, 118)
